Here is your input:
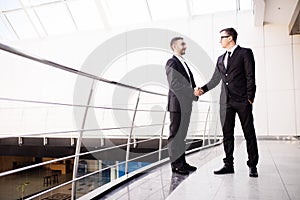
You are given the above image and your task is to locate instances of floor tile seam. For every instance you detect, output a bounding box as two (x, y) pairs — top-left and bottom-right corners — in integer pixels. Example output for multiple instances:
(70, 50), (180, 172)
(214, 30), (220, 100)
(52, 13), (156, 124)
(266, 142), (292, 200)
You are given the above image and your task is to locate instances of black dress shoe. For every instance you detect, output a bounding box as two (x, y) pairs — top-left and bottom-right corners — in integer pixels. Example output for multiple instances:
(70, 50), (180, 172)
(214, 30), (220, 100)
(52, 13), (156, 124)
(184, 164), (197, 171)
(214, 165), (234, 175)
(172, 167), (189, 175)
(249, 167), (258, 177)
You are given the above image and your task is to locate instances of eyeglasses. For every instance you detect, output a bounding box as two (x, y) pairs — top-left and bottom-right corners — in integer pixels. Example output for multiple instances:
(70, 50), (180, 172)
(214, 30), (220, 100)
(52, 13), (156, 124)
(220, 35), (230, 39)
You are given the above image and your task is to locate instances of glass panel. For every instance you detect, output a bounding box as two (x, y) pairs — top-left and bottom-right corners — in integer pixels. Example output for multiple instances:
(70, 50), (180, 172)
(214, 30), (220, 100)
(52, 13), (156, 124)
(0, 16), (16, 41)
(0, 0), (21, 11)
(34, 3), (76, 35)
(30, 0), (62, 6)
(147, 0), (189, 20)
(67, 0), (104, 30)
(5, 10), (39, 39)
(0, 157), (73, 199)
(20, 0), (31, 7)
(190, 0), (236, 15)
(26, 8), (47, 37)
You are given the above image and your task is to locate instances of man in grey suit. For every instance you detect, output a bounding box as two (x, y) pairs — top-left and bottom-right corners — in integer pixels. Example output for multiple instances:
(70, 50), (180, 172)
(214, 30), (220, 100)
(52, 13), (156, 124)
(165, 37), (198, 175)
(195, 28), (259, 177)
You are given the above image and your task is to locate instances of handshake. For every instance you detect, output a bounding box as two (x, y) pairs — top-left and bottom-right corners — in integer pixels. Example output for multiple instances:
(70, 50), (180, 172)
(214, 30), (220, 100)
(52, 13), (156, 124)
(194, 87), (204, 97)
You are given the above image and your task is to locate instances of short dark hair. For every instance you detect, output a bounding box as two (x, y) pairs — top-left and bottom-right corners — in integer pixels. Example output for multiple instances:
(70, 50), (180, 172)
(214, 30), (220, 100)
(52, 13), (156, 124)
(220, 28), (238, 43)
(170, 37), (183, 50)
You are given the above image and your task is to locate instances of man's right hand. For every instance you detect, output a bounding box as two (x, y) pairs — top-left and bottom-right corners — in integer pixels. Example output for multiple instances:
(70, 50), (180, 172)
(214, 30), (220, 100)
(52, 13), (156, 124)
(194, 87), (204, 97)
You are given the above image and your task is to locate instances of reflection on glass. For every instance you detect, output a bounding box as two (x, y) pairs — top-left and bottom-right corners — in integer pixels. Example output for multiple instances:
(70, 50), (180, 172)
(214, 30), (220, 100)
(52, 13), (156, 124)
(0, 158), (73, 199)
(169, 172), (189, 194)
(74, 157), (152, 198)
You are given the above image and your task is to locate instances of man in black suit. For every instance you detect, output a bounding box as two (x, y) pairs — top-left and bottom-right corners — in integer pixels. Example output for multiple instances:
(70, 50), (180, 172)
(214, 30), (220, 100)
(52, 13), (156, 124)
(195, 28), (259, 177)
(165, 37), (198, 175)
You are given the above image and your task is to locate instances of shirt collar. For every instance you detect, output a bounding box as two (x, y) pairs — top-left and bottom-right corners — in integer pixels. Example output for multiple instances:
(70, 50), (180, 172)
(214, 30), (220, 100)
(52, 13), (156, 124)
(227, 44), (238, 54)
(174, 54), (185, 62)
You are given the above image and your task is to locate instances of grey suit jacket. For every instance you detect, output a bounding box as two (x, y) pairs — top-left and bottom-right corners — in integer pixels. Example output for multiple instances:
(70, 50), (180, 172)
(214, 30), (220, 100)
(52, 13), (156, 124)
(165, 55), (198, 113)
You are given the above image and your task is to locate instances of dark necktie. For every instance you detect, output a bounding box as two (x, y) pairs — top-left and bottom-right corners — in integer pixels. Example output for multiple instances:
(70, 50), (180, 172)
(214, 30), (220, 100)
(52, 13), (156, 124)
(184, 61), (192, 84)
(226, 51), (231, 69)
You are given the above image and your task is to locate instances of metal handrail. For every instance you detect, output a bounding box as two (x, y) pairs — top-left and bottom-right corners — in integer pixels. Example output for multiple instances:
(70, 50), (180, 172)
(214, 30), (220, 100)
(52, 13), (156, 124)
(0, 123), (169, 139)
(0, 43), (166, 97)
(0, 97), (215, 112)
(130, 136), (160, 145)
(125, 91), (140, 174)
(0, 118), (216, 138)
(185, 139), (203, 144)
(0, 97), (168, 112)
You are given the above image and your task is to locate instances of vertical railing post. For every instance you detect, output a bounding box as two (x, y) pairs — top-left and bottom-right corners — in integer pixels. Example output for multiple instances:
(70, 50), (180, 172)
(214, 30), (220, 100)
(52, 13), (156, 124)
(125, 91), (141, 175)
(158, 111), (167, 161)
(207, 109), (211, 145)
(202, 106), (210, 147)
(71, 80), (95, 200)
(214, 111), (219, 144)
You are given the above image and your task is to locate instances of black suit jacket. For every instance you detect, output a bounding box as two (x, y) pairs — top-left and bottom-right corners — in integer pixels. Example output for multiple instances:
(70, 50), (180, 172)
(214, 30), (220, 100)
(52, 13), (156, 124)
(166, 55), (198, 113)
(202, 46), (256, 104)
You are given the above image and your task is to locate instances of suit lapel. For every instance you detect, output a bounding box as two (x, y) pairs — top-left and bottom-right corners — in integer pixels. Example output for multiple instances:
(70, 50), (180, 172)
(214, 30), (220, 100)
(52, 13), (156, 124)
(226, 45), (241, 72)
(173, 55), (191, 83)
(186, 64), (196, 88)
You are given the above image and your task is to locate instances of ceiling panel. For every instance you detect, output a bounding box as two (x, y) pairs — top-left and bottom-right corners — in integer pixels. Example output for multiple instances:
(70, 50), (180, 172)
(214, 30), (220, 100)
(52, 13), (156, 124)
(103, 0), (150, 27)
(147, 0), (189, 21)
(30, 0), (62, 6)
(26, 8), (47, 37)
(5, 10), (38, 39)
(67, 0), (104, 30)
(190, 0), (236, 15)
(264, 0), (299, 25)
(34, 3), (76, 35)
(0, 16), (17, 40)
(0, 0), (22, 11)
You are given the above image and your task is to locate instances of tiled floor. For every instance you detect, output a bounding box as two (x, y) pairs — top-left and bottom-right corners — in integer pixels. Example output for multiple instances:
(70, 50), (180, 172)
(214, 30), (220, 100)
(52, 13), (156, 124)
(103, 139), (300, 200)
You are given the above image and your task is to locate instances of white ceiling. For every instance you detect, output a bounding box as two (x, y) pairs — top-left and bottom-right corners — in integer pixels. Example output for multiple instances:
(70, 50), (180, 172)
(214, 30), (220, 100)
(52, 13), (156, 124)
(0, 0), (253, 42)
(264, 0), (299, 25)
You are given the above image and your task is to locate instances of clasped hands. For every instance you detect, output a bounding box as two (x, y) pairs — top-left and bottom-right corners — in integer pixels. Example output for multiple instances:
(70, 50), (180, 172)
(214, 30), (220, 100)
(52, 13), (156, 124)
(194, 87), (204, 97)
(193, 87), (254, 104)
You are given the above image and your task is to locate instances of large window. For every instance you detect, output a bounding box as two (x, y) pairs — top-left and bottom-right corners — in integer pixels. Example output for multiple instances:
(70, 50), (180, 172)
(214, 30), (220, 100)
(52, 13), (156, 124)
(0, 0), (252, 41)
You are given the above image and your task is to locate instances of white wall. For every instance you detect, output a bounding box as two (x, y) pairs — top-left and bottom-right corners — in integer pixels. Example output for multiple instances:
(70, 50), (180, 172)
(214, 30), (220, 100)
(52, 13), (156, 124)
(0, 10), (299, 137)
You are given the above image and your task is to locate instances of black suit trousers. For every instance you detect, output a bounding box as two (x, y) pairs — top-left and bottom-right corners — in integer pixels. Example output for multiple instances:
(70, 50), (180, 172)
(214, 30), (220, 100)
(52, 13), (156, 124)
(168, 111), (191, 168)
(220, 100), (259, 167)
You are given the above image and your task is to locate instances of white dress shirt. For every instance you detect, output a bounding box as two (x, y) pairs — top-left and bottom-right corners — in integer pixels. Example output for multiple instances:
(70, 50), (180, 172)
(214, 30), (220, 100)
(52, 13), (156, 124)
(224, 44), (238, 69)
(174, 54), (191, 81)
